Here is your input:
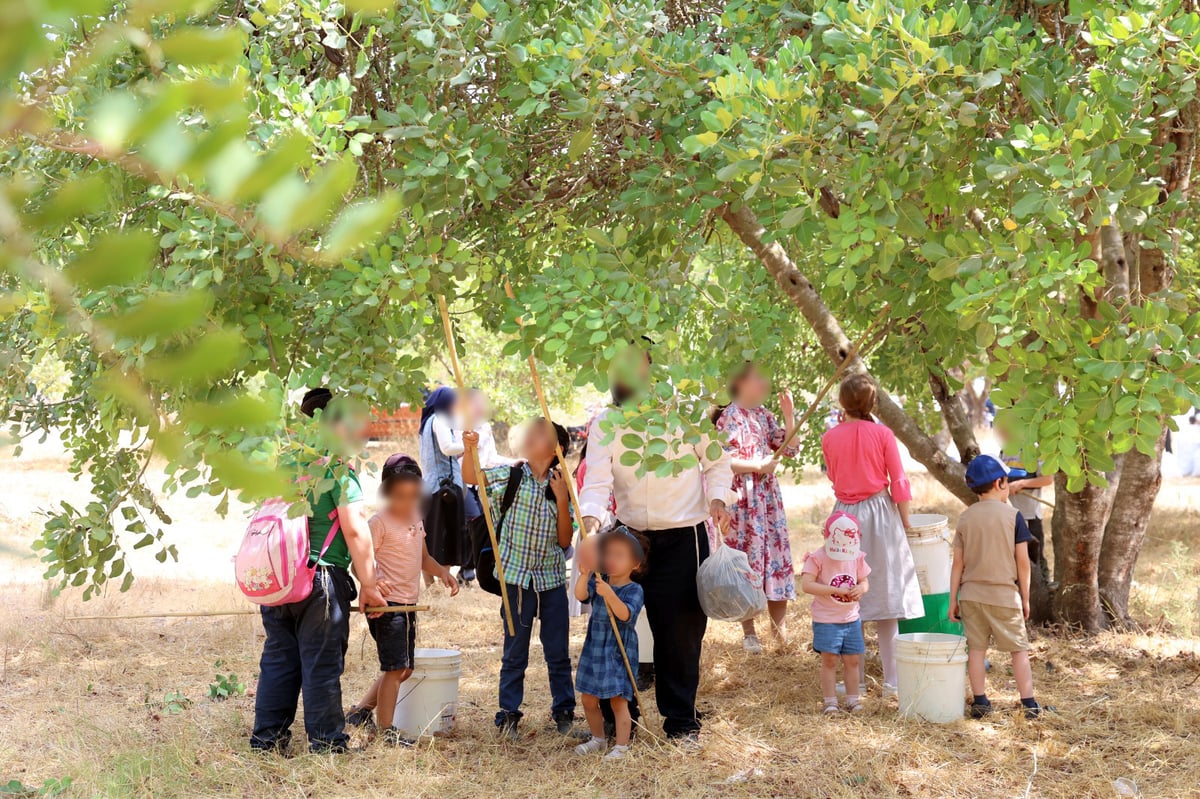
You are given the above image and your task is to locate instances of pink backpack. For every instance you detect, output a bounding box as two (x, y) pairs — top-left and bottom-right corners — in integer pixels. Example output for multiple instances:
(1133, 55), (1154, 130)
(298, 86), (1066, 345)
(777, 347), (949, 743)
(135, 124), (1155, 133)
(235, 499), (341, 606)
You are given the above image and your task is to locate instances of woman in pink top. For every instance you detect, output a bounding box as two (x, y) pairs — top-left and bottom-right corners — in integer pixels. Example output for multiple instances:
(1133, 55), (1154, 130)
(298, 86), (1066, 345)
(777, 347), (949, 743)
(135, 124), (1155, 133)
(821, 375), (923, 696)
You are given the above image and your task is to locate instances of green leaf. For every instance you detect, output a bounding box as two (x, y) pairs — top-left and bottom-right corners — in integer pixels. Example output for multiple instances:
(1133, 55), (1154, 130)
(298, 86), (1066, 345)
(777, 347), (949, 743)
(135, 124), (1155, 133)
(159, 27), (248, 66)
(322, 194), (403, 260)
(568, 127), (593, 161)
(64, 231), (157, 290)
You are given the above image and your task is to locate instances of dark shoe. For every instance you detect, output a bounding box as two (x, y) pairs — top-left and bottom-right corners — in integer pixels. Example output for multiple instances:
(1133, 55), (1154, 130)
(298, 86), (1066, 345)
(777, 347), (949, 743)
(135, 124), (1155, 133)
(381, 727), (415, 747)
(1023, 703), (1054, 719)
(553, 710), (575, 736)
(968, 701), (994, 719)
(309, 740), (352, 754)
(636, 663), (655, 692)
(345, 706), (376, 731)
(667, 731), (702, 752)
(496, 711), (521, 740)
(461, 568), (477, 582)
(249, 733), (292, 757)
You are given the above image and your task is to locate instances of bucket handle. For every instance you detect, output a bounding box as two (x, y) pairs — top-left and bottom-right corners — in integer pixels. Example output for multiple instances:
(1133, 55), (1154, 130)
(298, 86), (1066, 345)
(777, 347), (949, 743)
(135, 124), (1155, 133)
(946, 635), (966, 664)
(392, 673), (426, 709)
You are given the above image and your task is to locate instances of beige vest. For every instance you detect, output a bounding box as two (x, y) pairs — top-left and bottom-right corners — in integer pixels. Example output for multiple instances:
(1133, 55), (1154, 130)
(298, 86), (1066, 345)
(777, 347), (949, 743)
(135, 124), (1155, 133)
(953, 499), (1022, 609)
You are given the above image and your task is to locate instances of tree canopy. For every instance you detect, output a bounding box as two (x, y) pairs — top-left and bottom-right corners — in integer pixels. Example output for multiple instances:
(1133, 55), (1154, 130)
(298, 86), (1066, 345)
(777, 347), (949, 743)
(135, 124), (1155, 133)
(3, 0), (1199, 628)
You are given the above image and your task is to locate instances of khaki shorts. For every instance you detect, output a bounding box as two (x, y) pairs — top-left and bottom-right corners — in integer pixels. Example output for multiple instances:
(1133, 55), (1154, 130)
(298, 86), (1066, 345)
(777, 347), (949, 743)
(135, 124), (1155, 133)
(959, 599), (1029, 652)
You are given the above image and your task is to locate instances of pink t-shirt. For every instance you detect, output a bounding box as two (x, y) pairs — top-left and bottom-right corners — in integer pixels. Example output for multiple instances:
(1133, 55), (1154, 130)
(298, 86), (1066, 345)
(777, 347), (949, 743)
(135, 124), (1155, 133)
(368, 511), (426, 604)
(821, 419), (912, 505)
(802, 549), (871, 624)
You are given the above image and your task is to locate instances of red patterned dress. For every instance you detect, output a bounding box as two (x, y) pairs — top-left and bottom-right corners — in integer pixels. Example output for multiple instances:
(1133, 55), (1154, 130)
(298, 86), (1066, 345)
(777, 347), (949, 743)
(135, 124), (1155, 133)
(715, 404), (799, 601)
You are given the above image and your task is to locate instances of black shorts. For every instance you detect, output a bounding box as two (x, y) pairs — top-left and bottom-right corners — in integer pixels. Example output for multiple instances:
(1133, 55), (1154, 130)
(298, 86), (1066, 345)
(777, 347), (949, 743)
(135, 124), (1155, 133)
(367, 603), (417, 672)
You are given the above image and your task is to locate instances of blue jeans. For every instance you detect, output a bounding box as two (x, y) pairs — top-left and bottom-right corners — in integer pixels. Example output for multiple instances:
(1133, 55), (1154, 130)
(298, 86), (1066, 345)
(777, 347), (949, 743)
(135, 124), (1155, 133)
(250, 565), (356, 752)
(496, 582), (575, 724)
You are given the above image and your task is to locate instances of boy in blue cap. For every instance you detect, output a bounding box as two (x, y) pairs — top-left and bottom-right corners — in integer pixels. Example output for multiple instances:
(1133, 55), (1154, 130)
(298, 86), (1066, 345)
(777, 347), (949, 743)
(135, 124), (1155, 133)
(948, 455), (1047, 719)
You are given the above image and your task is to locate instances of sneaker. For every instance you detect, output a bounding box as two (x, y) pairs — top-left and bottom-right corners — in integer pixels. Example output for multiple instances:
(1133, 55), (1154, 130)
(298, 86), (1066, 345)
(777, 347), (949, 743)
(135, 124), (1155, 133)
(380, 727), (415, 748)
(846, 700), (865, 715)
(575, 736), (607, 756)
(1023, 703), (1054, 719)
(823, 704), (842, 716)
(742, 635), (764, 654)
(553, 711), (575, 736)
(882, 683), (898, 700)
(968, 700), (994, 719)
(496, 711), (521, 740)
(345, 706), (376, 731)
(604, 744), (630, 760)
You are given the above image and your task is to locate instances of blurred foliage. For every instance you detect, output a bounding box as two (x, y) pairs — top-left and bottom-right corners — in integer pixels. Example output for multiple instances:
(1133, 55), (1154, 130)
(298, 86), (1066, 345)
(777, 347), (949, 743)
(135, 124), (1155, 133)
(1, 0), (1199, 595)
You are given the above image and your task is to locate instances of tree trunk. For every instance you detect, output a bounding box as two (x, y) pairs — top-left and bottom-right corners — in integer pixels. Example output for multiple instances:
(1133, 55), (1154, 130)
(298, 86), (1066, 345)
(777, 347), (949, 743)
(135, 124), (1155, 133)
(1097, 433), (1167, 626)
(720, 203), (975, 504)
(928, 370), (981, 464)
(1051, 473), (1119, 632)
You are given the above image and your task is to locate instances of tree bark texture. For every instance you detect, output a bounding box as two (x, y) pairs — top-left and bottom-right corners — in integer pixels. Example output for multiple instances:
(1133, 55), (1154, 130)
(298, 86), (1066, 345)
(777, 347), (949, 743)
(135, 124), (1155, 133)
(1051, 473), (1119, 631)
(719, 203), (975, 504)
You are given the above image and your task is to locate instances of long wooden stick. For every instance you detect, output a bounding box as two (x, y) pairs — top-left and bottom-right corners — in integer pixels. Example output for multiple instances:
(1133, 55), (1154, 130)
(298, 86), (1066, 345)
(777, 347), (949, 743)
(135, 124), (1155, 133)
(437, 295), (516, 636)
(503, 278), (645, 723)
(772, 304), (892, 462)
(67, 605), (430, 621)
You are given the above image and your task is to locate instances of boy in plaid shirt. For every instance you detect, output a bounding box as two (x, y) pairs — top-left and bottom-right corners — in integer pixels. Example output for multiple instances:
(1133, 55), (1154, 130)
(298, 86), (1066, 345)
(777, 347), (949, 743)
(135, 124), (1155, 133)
(462, 419), (575, 739)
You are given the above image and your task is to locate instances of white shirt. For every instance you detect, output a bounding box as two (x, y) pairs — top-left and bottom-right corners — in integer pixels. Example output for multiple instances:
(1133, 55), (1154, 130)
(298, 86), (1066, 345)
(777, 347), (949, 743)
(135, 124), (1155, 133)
(431, 414), (464, 457)
(476, 421), (518, 469)
(579, 408), (735, 530)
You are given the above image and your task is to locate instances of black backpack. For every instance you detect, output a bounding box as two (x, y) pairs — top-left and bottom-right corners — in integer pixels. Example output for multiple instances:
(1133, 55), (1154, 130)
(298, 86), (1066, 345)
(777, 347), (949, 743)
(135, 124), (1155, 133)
(468, 465), (524, 596)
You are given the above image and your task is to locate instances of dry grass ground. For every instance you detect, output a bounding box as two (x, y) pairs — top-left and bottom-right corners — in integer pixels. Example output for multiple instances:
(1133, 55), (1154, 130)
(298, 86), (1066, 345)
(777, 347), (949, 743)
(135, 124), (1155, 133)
(1, 443), (1198, 798)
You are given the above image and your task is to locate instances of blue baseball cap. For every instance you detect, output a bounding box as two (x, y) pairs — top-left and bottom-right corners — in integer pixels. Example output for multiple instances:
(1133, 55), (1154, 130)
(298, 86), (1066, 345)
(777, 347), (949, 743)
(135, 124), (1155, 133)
(965, 455), (1011, 490)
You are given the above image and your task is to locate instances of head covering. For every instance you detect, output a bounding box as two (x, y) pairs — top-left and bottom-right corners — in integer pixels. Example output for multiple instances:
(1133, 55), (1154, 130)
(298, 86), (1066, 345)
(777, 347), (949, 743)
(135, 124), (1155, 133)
(823, 511), (861, 562)
(419, 386), (457, 432)
(300, 387), (333, 418)
(382, 453), (421, 484)
(965, 454), (1011, 490)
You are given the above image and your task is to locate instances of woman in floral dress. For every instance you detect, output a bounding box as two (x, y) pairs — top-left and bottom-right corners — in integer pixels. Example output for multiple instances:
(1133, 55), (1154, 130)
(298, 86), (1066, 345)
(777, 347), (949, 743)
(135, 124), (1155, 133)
(713, 363), (798, 652)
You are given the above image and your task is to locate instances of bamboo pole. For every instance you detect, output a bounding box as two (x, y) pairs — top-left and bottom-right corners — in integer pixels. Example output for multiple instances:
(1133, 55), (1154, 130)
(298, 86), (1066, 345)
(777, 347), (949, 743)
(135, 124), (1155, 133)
(502, 278), (646, 729)
(437, 294), (516, 636)
(771, 304), (893, 463)
(66, 605), (429, 621)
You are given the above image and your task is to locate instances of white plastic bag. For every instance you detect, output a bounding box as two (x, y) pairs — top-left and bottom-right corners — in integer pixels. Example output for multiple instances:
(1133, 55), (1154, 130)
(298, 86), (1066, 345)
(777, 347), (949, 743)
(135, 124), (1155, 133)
(697, 543), (767, 622)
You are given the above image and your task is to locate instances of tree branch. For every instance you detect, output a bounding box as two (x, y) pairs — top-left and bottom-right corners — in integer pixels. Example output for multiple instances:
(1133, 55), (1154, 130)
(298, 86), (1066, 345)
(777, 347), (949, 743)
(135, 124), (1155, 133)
(719, 203), (974, 504)
(928, 370), (981, 465)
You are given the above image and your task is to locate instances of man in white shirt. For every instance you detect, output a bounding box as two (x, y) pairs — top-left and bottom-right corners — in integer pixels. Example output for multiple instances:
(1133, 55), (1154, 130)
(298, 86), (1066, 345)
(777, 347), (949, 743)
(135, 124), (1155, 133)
(580, 355), (734, 742)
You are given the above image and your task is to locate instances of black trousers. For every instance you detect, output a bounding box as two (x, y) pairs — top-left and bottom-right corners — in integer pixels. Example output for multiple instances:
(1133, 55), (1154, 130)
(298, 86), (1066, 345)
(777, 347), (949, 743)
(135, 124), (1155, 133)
(251, 566), (356, 752)
(611, 521), (710, 737)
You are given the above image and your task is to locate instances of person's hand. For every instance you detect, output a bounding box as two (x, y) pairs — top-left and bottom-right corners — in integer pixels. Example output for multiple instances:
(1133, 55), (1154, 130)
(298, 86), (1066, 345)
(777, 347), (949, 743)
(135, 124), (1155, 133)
(1022, 598), (1031, 620)
(361, 584), (386, 619)
(847, 583), (866, 601)
(947, 600), (960, 623)
(376, 578), (394, 597)
(549, 467), (568, 503)
(594, 578), (616, 601)
(779, 389), (795, 426)
(758, 457), (779, 475)
(441, 567), (460, 597)
(1009, 479), (1027, 494)
(710, 500), (731, 533)
(583, 516), (601, 536)
(462, 430), (480, 449)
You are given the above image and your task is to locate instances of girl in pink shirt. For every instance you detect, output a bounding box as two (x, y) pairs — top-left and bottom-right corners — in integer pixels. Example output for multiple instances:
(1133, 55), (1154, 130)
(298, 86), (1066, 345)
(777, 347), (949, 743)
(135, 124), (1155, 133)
(820, 375), (923, 698)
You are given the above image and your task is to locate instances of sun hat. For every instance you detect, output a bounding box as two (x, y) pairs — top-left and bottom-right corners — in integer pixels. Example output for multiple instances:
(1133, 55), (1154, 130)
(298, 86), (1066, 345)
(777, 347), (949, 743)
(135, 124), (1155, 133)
(823, 511), (861, 562)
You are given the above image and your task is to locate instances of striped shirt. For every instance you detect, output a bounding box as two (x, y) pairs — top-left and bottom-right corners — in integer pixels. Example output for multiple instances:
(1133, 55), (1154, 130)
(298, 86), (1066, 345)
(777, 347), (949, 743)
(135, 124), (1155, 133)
(483, 463), (566, 592)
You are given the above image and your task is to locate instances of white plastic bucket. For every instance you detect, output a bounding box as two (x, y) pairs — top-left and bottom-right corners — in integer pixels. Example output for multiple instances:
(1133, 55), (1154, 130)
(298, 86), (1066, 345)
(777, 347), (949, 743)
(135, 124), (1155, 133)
(908, 531), (952, 595)
(895, 633), (967, 723)
(906, 513), (948, 538)
(392, 648), (462, 737)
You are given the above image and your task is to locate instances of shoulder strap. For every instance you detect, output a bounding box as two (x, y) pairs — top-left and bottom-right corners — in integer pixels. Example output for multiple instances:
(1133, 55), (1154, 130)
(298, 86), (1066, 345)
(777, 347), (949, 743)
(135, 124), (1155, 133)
(314, 509), (341, 563)
(495, 464), (524, 536)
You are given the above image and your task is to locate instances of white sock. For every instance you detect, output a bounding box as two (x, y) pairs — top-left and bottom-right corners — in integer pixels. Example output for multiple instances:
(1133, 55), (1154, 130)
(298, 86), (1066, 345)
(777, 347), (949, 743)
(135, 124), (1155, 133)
(876, 619), (900, 686)
(823, 696), (838, 708)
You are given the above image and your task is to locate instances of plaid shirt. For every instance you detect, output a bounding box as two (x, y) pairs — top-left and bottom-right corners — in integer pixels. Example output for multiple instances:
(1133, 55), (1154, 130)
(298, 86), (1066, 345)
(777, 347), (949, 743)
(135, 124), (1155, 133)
(483, 463), (566, 591)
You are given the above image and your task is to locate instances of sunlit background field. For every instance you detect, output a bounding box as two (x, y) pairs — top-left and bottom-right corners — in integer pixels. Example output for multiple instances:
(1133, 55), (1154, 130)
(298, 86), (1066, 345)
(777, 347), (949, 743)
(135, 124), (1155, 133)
(1, 436), (1198, 798)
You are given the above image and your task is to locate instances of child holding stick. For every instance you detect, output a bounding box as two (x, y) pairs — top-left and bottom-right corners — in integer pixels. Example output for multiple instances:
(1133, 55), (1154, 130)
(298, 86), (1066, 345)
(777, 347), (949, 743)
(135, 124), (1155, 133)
(802, 512), (871, 715)
(345, 455), (459, 745)
(573, 528), (647, 760)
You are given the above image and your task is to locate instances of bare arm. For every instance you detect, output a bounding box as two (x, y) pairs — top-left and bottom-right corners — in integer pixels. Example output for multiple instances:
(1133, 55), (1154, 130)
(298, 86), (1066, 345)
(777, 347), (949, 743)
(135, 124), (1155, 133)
(731, 457), (774, 475)
(1011, 475), (1054, 492)
(460, 429), (480, 485)
(596, 579), (631, 621)
(948, 544), (965, 621)
(338, 501), (384, 615)
(896, 499), (912, 530)
(574, 565), (592, 603)
(1015, 541), (1031, 619)
(801, 573), (844, 598)
(579, 414), (613, 534)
